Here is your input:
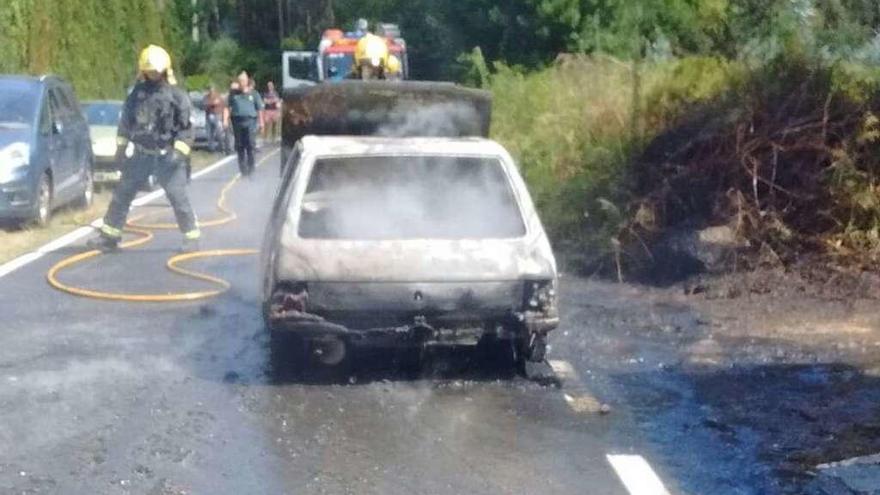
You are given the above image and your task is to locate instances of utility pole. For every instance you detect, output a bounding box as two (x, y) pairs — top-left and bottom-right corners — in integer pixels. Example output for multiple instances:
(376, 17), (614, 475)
(191, 0), (200, 43)
(278, 0), (285, 45)
(212, 0), (220, 37)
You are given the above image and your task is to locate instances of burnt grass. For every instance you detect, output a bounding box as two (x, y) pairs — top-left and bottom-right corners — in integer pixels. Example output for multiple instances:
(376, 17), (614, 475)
(612, 57), (880, 286)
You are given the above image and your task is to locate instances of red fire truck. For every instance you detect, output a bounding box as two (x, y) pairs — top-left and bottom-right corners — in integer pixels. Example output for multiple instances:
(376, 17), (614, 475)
(282, 23), (409, 89)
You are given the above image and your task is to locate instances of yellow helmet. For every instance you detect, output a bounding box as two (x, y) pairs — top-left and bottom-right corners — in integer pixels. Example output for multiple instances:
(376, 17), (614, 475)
(166, 68), (178, 85)
(386, 55), (402, 75)
(355, 34), (388, 68)
(138, 44), (171, 74)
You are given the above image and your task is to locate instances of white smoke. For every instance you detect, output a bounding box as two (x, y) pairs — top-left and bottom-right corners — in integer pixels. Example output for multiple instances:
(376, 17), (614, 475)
(376, 102), (484, 138)
(294, 98), (519, 240)
(298, 155), (525, 240)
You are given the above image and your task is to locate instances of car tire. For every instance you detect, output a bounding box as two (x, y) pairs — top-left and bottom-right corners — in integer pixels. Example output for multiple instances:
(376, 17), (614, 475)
(33, 172), (53, 227)
(309, 336), (348, 367)
(519, 332), (547, 363)
(476, 334), (518, 373)
(268, 328), (307, 380)
(74, 166), (94, 209)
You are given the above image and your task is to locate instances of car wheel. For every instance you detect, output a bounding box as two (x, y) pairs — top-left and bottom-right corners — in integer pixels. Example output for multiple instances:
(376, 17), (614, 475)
(268, 329), (307, 380)
(74, 166), (94, 209)
(476, 334), (518, 373)
(33, 172), (53, 227)
(519, 332), (547, 363)
(309, 336), (347, 367)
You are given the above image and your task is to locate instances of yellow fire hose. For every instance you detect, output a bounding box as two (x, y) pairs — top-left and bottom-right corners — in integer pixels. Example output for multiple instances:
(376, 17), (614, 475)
(47, 164), (262, 303)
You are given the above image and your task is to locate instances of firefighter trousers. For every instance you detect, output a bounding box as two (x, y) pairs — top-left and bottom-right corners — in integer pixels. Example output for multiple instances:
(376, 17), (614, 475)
(103, 153), (199, 237)
(232, 117), (258, 176)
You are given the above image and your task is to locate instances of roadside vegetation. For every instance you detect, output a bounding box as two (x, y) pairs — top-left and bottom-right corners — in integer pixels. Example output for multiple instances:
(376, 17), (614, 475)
(0, 0), (170, 99)
(488, 55), (738, 273)
(0, 195), (110, 265)
(480, 3), (880, 280)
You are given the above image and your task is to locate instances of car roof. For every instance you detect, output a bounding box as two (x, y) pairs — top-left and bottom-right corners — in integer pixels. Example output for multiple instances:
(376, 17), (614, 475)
(82, 100), (124, 105)
(0, 75), (45, 87)
(300, 136), (509, 157)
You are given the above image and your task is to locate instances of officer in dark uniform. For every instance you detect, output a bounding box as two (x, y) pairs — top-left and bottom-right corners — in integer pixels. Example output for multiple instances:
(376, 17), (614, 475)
(226, 71), (264, 177)
(87, 45), (200, 252)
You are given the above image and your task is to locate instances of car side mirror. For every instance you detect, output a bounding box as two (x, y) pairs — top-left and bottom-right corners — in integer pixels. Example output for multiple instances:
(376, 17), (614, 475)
(52, 121), (63, 135)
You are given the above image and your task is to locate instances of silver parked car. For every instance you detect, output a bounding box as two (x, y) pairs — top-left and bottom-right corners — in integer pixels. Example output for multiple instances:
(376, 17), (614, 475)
(261, 136), (559, 368)
(82, 100), (123, 185)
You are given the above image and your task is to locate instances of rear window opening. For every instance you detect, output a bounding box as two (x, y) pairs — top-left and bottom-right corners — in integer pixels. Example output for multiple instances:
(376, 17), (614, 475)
(298, 155), (526, 239)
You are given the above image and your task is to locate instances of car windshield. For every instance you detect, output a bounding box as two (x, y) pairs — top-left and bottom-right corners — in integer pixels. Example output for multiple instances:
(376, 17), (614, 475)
(323, 53), (354, 80)
(299, 155), (526, 239)
(0, 81), (39, 128)
(82, 102), (122, 126)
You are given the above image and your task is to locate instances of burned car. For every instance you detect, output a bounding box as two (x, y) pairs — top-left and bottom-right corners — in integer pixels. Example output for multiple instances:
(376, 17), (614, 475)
(261, 136), (558, 368)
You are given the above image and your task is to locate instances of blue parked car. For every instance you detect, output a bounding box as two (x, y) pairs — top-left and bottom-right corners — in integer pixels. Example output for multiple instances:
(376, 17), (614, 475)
(0, 75), (94, 226)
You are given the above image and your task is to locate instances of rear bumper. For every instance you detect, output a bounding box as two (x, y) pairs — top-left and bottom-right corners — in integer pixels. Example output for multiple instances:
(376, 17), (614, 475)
(93, 156), (121, 183)
(266, 280), (559, 347)
(269, 312), (499, 348)
(192, 128), (211, 148)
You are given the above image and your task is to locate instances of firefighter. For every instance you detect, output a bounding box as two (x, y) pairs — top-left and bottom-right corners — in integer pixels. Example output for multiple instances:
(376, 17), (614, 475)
(87, 44), (200, 253)
(353, 18), (369, 37)
(351, 33), (390, 80)
(226, 71), (264, 177)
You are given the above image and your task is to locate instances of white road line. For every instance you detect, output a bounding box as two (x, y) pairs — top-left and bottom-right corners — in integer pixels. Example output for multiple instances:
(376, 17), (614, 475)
(607, 454), (672, 495)
(548, 359), (610, 414)
(0, 153), (248, 280)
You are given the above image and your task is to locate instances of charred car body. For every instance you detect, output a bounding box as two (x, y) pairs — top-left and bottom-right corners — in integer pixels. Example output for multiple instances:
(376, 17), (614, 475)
(280, 80), (493, 174)
(261, 136), (558, 367)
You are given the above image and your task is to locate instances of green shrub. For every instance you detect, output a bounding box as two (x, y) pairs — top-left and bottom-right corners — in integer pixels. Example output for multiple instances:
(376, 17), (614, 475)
(488, 55), (736, 269)
(0, 0), (173, 99)
(183, 73), (213, 92)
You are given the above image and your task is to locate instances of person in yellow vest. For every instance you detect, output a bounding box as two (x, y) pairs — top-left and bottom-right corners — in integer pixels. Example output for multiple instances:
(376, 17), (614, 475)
(351, 33), (391, 80)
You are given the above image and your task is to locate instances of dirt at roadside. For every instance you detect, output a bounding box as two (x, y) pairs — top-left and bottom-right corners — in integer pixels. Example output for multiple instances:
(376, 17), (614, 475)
(662, 266), (880, 492)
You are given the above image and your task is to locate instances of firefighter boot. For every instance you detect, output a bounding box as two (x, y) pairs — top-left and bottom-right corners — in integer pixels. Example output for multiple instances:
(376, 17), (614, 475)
(86, 233), (121, 253)
(179, 236), (200, 253)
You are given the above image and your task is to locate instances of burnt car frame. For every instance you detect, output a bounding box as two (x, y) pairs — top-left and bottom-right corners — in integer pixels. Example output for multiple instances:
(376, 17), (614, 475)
(261, 136), (558, 368)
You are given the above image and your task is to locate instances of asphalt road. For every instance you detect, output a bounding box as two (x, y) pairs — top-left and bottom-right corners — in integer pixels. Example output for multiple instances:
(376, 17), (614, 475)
(0, 149), (677, 495)
(9, 148), (870, 494)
